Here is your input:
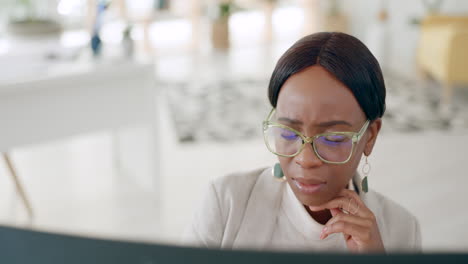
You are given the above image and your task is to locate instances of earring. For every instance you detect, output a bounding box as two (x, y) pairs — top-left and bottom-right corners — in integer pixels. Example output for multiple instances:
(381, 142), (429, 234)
(361, 155), (371, 193)
(272, 163), (285, 181)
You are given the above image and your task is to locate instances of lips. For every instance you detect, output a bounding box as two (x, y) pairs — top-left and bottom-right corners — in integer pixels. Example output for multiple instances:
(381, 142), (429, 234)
(292, 178), (326, 194)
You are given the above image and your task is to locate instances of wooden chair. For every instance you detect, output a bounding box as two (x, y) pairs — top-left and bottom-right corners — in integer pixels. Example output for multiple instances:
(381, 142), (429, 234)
(2, 153), (34, 220)
(417, 15), (468, 105)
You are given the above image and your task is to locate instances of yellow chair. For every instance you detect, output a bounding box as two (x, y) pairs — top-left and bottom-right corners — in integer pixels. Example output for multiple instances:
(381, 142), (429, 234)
(417, 15), (468, 104)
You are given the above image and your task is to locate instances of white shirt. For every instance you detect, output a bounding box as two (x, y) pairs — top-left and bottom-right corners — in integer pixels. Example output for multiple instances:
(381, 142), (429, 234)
(183, 167), (421, 252)
(269, 181), (348, 252)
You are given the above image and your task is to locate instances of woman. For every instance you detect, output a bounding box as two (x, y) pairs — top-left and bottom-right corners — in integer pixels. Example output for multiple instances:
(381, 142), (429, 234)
(183, 32), (421, 253)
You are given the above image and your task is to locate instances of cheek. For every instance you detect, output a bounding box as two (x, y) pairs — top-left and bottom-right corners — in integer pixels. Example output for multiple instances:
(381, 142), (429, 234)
(278, 155), (356, 188)
(277, 149), (361, 188)
(331, 150), (364, 188)
(327, 164), (355, 190)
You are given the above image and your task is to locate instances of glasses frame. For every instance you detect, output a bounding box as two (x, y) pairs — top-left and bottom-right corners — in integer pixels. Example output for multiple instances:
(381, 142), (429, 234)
(263, 108), (370, 164)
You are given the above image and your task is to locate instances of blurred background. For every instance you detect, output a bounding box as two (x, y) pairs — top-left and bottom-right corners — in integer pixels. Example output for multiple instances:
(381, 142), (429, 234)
(0, 0), (467, 253)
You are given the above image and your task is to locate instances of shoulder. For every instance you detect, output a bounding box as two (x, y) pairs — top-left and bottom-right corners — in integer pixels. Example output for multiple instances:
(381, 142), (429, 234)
(366, 190), (416, 221)
(210, 166), (282, 220)
(210, 167), (270, 201)
(365, 190), (421, 252)
(182, 167), (272, 247)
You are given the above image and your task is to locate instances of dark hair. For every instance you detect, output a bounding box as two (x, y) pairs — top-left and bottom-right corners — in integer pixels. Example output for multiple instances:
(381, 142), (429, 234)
(268, 32), (386, 121)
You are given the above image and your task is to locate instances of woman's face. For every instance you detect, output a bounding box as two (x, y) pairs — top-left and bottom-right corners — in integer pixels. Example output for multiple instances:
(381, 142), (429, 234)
(276, 65), (381, 207)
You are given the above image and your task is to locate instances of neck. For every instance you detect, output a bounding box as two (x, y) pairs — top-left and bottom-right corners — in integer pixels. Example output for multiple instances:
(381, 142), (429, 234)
(305, 183), (349, 224)
(304, 206), (332, 225)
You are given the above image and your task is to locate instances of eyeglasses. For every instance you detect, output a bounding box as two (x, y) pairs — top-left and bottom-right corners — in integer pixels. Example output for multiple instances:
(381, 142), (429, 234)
(263, 108), (370, 164)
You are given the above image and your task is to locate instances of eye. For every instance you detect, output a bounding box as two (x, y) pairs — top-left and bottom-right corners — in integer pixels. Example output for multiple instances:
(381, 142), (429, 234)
(280, 129), (299, 141)
(318, 135), (350, 147)
(324, 134), (347, 143)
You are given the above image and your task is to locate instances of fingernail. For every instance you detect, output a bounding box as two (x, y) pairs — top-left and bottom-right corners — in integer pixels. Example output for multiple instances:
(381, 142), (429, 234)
(319, 227), (327, 240)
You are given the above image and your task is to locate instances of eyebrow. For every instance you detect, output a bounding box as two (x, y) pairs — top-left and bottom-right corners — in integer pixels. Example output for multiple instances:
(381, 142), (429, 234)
(277, 117), (353, 127)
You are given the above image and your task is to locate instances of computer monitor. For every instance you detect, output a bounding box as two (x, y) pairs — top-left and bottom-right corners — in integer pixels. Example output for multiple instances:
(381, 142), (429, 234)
(0, 225), (463, 264)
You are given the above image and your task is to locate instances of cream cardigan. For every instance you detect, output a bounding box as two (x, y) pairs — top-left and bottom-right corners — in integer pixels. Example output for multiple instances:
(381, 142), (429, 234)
(183, 167), (421, 252)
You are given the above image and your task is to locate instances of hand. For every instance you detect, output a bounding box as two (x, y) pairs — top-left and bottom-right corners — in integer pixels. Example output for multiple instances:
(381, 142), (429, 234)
(308, 189), (385, 253)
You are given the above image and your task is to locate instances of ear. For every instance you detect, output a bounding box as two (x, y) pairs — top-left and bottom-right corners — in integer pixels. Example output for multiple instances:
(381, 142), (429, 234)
(363, 118), (382, 156)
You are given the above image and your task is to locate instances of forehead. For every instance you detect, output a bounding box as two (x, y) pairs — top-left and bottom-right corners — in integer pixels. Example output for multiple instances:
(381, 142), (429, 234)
(276, 65), (365, 124)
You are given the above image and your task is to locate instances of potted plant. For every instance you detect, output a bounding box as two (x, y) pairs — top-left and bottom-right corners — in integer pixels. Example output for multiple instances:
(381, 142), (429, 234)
(422, 0), (444, 14)
(209, 0), (237, 50)
(322, 0), (348, 33)
(262, 0), (278, 43)
(409, 0), (444, 25)
(299, 0), (321, 34)
(7, 0), (62, 37)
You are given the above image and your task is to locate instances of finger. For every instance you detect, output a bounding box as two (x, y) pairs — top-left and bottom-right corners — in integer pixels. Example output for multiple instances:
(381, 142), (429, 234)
(343, 233), (351, 242)
(321, 221), (371, 242)
(309, 196), (362, 216)
(330, 208), (341, 217)
(310, 189), (370, 217)
(308, 196), (347, 211)
(341, 189), (374, 218)
(325, 211), (372, 229)
(341, 189), (366, 207)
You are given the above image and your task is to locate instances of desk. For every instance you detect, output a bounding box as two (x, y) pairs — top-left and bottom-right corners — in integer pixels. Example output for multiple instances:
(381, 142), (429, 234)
(0, 62), (160, 220)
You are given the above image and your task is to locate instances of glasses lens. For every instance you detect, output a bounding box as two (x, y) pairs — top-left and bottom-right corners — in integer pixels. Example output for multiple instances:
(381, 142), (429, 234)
(314, 134), (353, 163)
(265, 126), (302, 156)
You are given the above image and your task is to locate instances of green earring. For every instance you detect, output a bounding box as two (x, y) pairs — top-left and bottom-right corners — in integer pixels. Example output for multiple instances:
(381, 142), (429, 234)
(361, 156), (370, 193)
(273, 163), (285, 181)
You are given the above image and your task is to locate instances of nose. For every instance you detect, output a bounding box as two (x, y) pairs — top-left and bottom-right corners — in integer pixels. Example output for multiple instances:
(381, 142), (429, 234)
(295, 142), (323, 169)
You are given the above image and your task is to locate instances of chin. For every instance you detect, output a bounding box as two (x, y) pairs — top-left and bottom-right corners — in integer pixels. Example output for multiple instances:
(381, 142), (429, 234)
(298, 194), (329, 207)
(290, 187), (331, 207)
(286, 179), (324, 204)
